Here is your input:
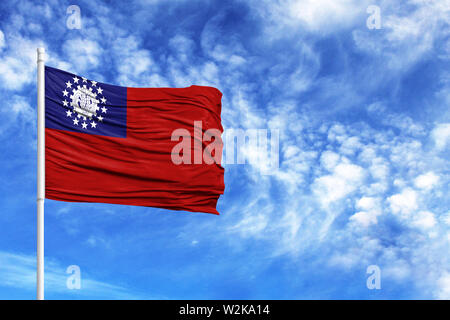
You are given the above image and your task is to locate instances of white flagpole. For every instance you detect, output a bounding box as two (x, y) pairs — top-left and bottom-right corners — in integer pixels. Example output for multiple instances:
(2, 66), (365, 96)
(37, 47), (45, 300)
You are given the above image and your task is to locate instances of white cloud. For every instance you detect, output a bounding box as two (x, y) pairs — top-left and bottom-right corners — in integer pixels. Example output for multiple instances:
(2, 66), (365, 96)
(313, 162), (365, 207)
(442, 212), (450, 226)
(436, 272), (450, 299)
(85, 235), (111, 248)
(339, 136), (362, 156)
(349, 211), (375, 227)
(169, 34), (195, 63)
(350, 197), (381, 227)
(228, 213), (269, 237)
(113, 36), (157, 85)
(358, 145), (377, 163)
(412, 211), (437, 230)
(388, 188), (418, 217)
(63, 38), (103, 72)
(320, 150), (340, 171)
(0, 95), (35, 138)
(356, 196), (378, 212)
(414, 172), (440, 190)
(10, 95), (34, 122)
(288, 0), (369, 31)
(431, 123), (450, 151)
(200, 10), (247, 62)
(251, 0), (371, 35)
(383, 259), (412, 281)
(369, 158), (389, 179)
(0, 35), (45, 90)
(352, 0), (449, 70)
(367, 104), (426, 136)
(327, 124), (347, 142)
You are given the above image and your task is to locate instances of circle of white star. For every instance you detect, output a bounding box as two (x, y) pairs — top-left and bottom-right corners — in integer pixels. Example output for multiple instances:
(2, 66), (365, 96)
(61, 76), (108, 130)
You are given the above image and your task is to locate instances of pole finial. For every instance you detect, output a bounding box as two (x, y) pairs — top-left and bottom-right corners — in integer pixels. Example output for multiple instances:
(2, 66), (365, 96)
(37, 48), (45, 62)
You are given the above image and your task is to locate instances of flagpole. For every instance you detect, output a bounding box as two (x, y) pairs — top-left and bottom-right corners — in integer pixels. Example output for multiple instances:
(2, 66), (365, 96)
(37, 47), (45, 300)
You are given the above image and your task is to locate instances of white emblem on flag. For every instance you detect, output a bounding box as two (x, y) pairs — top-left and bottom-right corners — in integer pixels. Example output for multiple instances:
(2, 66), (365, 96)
(61, 77), (108, 130)
(71, 85), (99, 118)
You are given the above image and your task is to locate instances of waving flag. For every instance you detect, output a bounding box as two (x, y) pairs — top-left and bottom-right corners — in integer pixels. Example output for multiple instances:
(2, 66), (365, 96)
(45, 66), (224, 214)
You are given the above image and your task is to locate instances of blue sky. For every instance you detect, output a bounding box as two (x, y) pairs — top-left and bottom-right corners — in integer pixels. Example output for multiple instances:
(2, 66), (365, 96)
(0, 0), (449, 299)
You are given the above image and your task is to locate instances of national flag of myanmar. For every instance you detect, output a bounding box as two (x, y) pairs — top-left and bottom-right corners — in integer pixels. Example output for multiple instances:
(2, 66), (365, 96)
(45, 66), (224, 214)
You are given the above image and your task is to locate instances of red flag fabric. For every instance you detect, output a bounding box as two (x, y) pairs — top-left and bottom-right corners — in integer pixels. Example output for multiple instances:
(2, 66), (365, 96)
(45, 66), (224, 214)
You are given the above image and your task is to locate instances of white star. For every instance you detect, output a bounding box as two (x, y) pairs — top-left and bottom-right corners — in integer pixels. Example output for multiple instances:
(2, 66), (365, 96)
(73, 118), (79, 125)
(82, 77), (87, 83)
(91, 81), (97, 87)
(100, 97), (106, 104)
(66, 110), (72, 117)
(97, 87), (103, 94)
(66, 81), (72, 88)
(101, 106), (107, 113)
(90, 121), (97, 128)
(73, 77), (79, 84)
(82, 122), (88, 129)
(62, 100), (69, 107)
(62, 89), (69, 97)
(97, 115), (103, 122)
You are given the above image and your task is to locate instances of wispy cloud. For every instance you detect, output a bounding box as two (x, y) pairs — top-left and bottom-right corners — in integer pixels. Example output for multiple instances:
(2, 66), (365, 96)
(0, 250), (153, 299)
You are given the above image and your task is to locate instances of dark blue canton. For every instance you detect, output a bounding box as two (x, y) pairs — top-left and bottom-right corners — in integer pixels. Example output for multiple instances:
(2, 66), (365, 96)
(45, 66), (127, 138)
